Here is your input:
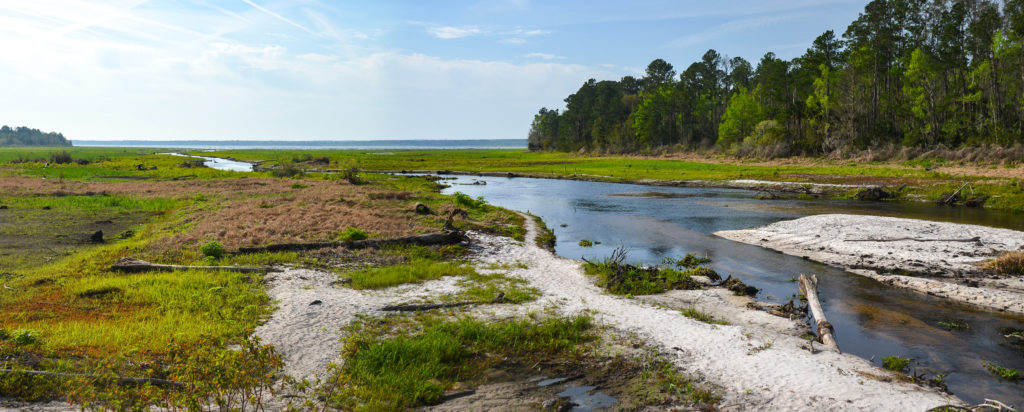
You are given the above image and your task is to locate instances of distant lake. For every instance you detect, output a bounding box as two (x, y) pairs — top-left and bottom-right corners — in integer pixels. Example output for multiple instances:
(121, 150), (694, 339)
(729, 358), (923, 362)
(73, 139), (526, 150)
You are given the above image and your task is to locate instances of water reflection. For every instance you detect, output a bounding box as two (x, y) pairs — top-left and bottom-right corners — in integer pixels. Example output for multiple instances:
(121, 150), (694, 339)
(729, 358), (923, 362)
(439, 175), (1024, 405)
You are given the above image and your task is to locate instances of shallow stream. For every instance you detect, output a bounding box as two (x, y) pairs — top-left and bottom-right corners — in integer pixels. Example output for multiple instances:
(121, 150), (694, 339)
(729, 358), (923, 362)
(439, 175), (1024, 406)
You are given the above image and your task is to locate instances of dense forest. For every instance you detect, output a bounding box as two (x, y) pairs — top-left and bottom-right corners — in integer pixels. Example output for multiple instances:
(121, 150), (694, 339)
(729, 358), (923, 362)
(528, 0), (1024, 158)
(0, 125), (71, 147)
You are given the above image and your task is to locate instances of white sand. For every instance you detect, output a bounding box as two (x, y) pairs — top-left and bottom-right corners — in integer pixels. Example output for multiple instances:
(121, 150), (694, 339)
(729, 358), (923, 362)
(458, 216), (959, 411)
(715, 214), (1024, 315)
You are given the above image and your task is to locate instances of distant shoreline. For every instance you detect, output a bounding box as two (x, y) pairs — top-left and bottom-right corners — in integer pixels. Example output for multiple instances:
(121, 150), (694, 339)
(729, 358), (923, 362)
(72, 139), (526, 150)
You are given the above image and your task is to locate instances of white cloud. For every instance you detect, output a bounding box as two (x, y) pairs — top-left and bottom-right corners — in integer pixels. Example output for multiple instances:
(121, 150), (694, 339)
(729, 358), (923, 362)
(524, 52), (561, 60)
(670, 13), (809, 47)
(427, 26), (484, 39)
(501, 37), (526, 44)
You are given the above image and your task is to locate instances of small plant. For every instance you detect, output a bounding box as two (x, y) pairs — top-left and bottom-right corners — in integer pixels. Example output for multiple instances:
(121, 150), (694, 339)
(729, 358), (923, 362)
(984, 361), (1022, 381)
(681, 307), (727, 325)
(272, 163), (303, 178)
(290, 182), (308, 189)
(342, 167), (364, 185)
(49, 151), (73, 164)
(439, 244), (467, 257)
(982, 251), (1024, 276)
(10, 329), (41, 345)
(192, 193), (208, 202)
(199, 240), (225, 260)
(452, 191), (487, 209)
(937, 320), (969, 331)
(663, 253), (712, 268)
(578, 239), (594, 247)
(337, 227), (368, 241)
(0, 326), (7, 340)
(882, 356), (910, 373)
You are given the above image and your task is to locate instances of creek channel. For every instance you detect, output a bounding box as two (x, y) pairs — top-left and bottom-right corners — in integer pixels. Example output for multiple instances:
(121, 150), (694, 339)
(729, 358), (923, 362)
(191, 154), (1022, 405)
(159, 152), (254, 172)
(437, 174), (1024, 406)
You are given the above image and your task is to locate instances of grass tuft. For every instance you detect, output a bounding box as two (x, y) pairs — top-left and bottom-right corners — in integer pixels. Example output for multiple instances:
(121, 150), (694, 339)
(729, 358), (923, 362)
(882, 356), (910, 373)
(680, 307), (728, 325)
(981, 251), (1024, 276)
(349, 259), (475, 290)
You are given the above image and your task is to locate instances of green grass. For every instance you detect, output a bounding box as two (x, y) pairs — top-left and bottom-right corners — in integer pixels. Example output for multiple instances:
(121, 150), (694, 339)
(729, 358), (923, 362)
(882, 356), (911, 373)
(937, 320), (969, 331)
(348, 259), (476, 290)
(984, 361), (1022, 381)
(578, 239), (594, 247)
(455, 271), (539, 304)
(325, 315), (595, 410)
(583, 249), (714, 296)
(531, 214), (556, 250)
(680, 307), (728, 325)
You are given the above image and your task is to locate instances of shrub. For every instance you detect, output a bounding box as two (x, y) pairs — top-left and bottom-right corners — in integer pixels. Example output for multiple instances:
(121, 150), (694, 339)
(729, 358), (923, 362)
(11, 329), (41, 345)
(272, 163), (303, 178)
(292, 153), (313, 163)
(342, 167), (364, 185)
(49, 151), (73, 164)
(882, 356), (910, 373)
(452, 192), (486, 209)
(199, 240), (225, 260)
(337, 227), (368, 242)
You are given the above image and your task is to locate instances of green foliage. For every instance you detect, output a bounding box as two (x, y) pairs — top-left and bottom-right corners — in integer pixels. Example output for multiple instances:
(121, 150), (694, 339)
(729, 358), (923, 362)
(337, 227), (368, 241)
(290, 182), (308, 189)
(10, 329), (41, 345)
(937, 320), (969, 331)
(680, 307), (727, 325)
(348, 259), (475, 290)
(583, 248), (712, 296)
(663, 253), (712, 268)
(984, 361), (1021, 381)
(0, 125), (71, 147)
(271, 163), (303, 178)
(199, 240), (225, 260)
(327, 315), (594, 410)
(578, 239), (594, 247)
(882, 356), (910, 373)
(452, 191), (487, 209)
(717, 86), (764, 149)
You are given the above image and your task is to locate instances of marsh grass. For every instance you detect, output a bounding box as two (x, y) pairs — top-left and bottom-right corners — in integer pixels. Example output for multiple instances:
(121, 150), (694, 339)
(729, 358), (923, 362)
(680, 307), (728, 325)
(882, 356), (911, 373)
(348, 259), (475, 290)
(981, 251), (1024, 276)
(456, 271), (540, 304)
(325, 315), (595, 410)
(583, 248), (714, 296)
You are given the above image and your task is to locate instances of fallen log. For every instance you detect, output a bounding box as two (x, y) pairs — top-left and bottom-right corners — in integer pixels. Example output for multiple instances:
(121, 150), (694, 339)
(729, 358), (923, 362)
(0, 369), (185, 387)
(111, 257), (280, 273)
(381, 301), (477, 312)
(798, 274), (839, 352)
(845, 236), (981, 243)
(941, 182), (971, 205)
(234, 230), (467, 254)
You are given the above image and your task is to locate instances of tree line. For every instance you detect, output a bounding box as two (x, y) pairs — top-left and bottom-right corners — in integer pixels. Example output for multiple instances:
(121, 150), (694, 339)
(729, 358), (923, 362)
(0, 125), (71, 147)
(528, 0), (1024, 157)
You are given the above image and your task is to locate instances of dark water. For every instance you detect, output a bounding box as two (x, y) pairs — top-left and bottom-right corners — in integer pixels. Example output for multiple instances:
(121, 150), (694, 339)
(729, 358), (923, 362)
(440, 175), (1024, 406)
(76, 139), (525, 150)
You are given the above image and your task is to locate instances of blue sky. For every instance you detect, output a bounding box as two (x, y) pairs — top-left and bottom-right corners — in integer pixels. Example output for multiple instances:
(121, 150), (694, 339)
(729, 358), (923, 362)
(0, 0), (867, 141)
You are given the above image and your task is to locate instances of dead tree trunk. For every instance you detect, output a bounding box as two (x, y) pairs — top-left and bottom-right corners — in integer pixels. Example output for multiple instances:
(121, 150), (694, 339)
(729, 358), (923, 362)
(111, 257), (280, 273)
(798, 274), (839, 352)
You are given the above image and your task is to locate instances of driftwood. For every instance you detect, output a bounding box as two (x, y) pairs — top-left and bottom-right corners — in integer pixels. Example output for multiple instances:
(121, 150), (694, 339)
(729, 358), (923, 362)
(0, 369), (184, 387)
(845, 236), (981, 243)
(235, 230), (467, 254)
(941, 182), (971, 205)
(798, 274), (839, 352)
(111, 257), (280, 273)
(381, 301), (477, 312)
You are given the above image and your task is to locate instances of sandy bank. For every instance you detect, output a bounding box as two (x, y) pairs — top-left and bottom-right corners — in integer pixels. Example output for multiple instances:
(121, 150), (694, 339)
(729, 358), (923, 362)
(715, 214), (1024, 315)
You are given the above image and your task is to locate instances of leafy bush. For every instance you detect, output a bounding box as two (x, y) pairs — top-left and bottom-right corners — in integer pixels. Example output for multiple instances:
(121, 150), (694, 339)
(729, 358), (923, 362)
(452, 192), (487, 209)
(342, 167), (364, 185)
(49, 151), (73, 164)
(199, 240), (225, 260)
(272, 163), (303, 178)
(882, 356), (910, 373)
(337, 227), (368, 242)
(11, 329), (41, 345)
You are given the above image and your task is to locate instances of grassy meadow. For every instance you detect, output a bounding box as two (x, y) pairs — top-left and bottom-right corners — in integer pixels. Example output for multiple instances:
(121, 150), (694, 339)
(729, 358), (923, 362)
(197, 148), (1024, 212)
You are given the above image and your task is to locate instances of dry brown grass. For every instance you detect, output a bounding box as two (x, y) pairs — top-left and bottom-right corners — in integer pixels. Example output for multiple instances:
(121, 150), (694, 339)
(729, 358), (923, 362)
(982, 251), (1024, 276)
(0, 176), (443, 251)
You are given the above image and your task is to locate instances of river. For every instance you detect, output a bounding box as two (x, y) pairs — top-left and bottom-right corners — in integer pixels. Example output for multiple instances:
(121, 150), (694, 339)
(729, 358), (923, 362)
(438, 174), (1024, 406)
(195, 156), (1022, 405)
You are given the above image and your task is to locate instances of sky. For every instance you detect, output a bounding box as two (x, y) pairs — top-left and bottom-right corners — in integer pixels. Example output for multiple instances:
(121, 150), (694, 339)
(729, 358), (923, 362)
(0, 0), (869, 141)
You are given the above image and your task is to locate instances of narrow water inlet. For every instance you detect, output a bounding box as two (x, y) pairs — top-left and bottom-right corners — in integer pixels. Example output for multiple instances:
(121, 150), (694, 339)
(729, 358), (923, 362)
(157, 152), (254, 172)
(555, 385), (617, 411)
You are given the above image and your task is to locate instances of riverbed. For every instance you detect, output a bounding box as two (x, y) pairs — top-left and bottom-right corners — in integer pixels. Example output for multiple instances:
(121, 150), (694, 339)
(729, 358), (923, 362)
(438, 174), (1024, 406)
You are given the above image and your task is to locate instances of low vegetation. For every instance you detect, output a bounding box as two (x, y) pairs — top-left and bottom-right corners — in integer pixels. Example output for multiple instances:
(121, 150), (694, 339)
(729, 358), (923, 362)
(983, 361), (1022, 382)
(583, 247), (719, 296)
(347, 259), (475, 290)
(882, 356), (911, 373)
(323, 315), (596, 410)
(982, 251), (1024, 276)
(681, 307), (728, 325)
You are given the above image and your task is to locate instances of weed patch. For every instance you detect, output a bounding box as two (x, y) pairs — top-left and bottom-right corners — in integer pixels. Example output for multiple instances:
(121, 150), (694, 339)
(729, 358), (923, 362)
(348, 259), (475, 290)
(583, 247), (715, 296)
(983, 361), (1021, 382)
(323, 315), (595, 410)
(882, 356), (910, 373)
(680, 307), (727, 325)
(982, 251), (1024, 276)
